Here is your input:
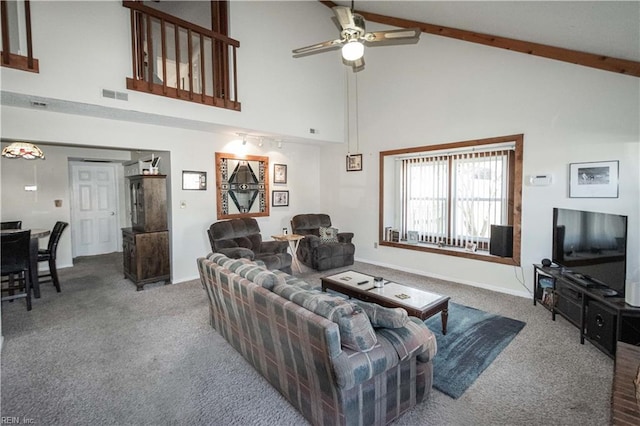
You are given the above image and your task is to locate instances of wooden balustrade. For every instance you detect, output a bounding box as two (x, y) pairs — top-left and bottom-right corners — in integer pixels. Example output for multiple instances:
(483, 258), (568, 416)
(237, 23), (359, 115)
(0, 0), (39, 73)
(123, 1), (240, 111)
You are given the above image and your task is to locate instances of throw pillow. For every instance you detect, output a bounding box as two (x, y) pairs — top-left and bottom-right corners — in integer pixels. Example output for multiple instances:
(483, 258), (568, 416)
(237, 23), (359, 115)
(272, 284), (377, 352)
(352, 300), (409, 329)
(319, 226), (339, 243)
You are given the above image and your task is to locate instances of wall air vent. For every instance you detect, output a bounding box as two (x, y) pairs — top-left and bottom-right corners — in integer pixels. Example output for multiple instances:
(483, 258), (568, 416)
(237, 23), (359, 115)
(102, 89), (128, 101)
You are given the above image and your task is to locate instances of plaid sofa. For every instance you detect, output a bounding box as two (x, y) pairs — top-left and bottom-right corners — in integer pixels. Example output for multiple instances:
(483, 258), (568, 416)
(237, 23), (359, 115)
(197, 253), (437, 426)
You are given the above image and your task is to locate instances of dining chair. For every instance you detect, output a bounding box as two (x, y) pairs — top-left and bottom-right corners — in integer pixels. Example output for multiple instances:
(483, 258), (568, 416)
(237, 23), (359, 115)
(1, 221), (22, 230)
(1, 230), (32, 311)
(37, 221), (68, 292)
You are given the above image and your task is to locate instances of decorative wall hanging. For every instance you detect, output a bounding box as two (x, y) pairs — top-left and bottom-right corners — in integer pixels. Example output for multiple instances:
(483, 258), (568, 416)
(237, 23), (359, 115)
(273, 164), (287, 184)
(272, 190), (289, 207)
(216, 152), (269, 219)
(346, 154), (362, 171)
(569, 160), (619, 198)
(182, 171), (207, 190)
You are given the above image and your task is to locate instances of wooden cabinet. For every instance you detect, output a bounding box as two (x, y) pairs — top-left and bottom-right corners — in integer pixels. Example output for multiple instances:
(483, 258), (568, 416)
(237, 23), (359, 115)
(123, 175), (170, 290)
(123, 228), (170, 291)
(129, 175), (167, 232)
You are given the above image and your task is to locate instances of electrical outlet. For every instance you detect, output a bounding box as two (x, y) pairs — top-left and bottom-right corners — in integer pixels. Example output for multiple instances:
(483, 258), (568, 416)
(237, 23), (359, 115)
(374, 242), (378, 248)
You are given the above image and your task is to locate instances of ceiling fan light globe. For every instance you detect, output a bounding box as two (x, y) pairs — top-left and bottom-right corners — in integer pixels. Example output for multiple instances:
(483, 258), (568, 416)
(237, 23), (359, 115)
(342, 41), (364, 61)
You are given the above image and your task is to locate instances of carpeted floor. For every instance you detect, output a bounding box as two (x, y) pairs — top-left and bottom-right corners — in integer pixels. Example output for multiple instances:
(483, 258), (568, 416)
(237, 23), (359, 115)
(1, 253), (613, 425)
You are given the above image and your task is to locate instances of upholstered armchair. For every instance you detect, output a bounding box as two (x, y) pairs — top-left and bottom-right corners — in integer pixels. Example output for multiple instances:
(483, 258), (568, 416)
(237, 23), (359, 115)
(207, 218), (292, 273)
(290, 213), (355, 271)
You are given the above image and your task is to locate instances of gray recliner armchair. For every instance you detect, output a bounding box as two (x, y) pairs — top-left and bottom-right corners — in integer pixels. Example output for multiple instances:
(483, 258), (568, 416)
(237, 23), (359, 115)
(207, 218), (292, 274)
(291, 213), (355, 271)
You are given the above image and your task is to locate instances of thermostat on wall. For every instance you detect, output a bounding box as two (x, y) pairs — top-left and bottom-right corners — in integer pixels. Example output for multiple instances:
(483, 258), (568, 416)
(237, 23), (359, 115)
(528, 175), (552, 186)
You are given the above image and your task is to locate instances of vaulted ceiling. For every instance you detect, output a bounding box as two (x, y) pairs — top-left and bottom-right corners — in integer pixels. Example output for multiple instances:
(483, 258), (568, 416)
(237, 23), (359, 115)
(327, 1), (640, 77)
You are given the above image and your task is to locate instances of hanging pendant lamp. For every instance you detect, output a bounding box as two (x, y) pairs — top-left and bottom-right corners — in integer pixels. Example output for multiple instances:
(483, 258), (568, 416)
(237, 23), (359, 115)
(1, 142), (45, 160)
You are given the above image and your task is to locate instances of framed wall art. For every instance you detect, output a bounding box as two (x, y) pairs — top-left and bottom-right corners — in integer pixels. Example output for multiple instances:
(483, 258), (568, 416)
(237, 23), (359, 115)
(272, 190), (289, 207)
(346, 154), (362, 172)
(182, 170), (207, 190)
(569, 160), (619, 198)
(215, 152), (269, 219)
(274, 164), (287, 184)
(407, 231), (419, 244)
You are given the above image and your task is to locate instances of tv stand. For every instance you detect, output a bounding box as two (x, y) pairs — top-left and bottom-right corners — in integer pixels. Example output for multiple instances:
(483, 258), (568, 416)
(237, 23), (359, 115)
(533, 264), (640, 358)
(562, 271), (599, 288)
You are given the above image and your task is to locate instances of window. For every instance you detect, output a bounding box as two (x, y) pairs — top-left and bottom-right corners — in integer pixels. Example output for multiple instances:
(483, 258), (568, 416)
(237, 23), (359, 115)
(0, 0), (39, 72)
(380, 134), (523, 265)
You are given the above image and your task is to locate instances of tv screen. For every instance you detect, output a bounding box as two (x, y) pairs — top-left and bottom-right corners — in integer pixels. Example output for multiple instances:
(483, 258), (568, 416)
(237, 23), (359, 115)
(552, 208), (627, 296)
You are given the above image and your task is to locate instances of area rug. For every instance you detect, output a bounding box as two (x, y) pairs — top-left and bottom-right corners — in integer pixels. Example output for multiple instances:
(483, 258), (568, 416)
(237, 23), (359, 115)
(425, 302), (526, 399)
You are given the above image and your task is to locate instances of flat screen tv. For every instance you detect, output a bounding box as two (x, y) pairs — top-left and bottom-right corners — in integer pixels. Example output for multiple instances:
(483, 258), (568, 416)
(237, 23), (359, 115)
(552, 208), (627, 297)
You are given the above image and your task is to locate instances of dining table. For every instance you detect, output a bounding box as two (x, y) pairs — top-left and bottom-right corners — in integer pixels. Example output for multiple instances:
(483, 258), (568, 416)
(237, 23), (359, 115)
(0, 228), (50, 298)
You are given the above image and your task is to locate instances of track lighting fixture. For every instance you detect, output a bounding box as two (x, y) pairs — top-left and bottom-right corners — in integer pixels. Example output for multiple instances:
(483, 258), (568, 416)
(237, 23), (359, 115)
(236, 133), (286, 149)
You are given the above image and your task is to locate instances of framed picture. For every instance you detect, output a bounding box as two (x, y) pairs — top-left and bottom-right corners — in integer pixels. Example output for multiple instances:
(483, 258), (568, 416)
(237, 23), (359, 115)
(407, 231), (419, 244)
(569, 161), (619, 198)
(274, 164), (287, 184)
(272, 190), (289, 207)
(182, 171), (207, 190)
(346, 154), (362, 172)
(215, 152), (269, 219)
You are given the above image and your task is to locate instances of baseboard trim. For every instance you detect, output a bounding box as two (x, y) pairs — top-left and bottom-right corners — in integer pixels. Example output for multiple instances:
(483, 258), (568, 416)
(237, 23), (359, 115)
(354, 256), (530, 299)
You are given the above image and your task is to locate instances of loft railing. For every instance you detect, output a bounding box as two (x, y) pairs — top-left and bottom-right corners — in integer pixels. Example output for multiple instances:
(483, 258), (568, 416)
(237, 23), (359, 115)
(0, 0), (38, 72)
(123, 1), (240, 111)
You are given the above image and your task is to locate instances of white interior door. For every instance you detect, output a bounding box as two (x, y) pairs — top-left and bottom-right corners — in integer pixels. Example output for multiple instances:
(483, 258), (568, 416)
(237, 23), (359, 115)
(70, 162), (120, 257)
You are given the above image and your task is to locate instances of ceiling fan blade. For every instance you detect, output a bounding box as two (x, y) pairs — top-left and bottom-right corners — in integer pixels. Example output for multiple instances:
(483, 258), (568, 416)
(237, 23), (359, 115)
(292, 39), (343, 57)
(333, 6), (355, 30)
(363, 28), (421, 44)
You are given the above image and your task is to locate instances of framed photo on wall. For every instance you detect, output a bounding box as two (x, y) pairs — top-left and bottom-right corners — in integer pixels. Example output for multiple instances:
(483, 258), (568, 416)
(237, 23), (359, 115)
(569, 160), (619, 198)
(272, 190), (289, 207)
(346, 154), (362, 172)
(274, 164), (287, 184)
(182, 171), (207, 190)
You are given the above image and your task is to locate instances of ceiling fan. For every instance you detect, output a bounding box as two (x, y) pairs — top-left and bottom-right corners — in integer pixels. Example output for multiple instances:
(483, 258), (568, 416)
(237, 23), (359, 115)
(292, 2), (421, 71)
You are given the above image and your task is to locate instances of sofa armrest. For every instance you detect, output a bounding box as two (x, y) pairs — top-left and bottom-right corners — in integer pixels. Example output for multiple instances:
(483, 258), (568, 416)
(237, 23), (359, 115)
(337, 232), (354, 244)
(260, 240), (288, 254)
(331, 318), (436, 390)
(331, 341), (399, 390)
(376, 317), (437, 363)
(217, 247), (255, 260)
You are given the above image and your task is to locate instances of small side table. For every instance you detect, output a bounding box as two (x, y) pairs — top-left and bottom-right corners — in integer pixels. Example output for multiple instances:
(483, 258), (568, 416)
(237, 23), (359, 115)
(271, 234), (305, 273)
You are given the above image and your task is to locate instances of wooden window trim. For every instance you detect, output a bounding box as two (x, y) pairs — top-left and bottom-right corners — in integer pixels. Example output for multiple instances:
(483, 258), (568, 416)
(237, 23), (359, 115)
(379, 134), (523, 266)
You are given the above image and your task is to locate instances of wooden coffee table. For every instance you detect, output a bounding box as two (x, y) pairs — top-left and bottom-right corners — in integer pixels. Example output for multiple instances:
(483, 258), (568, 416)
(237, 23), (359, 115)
(321, 270), (450, 334)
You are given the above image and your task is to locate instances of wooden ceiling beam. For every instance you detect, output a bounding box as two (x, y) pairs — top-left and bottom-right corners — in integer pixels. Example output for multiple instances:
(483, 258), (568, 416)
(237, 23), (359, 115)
(319, 1), (640, 78)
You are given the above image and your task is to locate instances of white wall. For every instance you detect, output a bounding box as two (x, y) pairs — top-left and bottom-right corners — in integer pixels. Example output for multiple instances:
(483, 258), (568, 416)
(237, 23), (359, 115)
(0, 1), (344, 144)
(1, 1), (638, 298)
(321, 27), (640, 297)
(0, 143), (132, 270)
(1, 105), (323, 283)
